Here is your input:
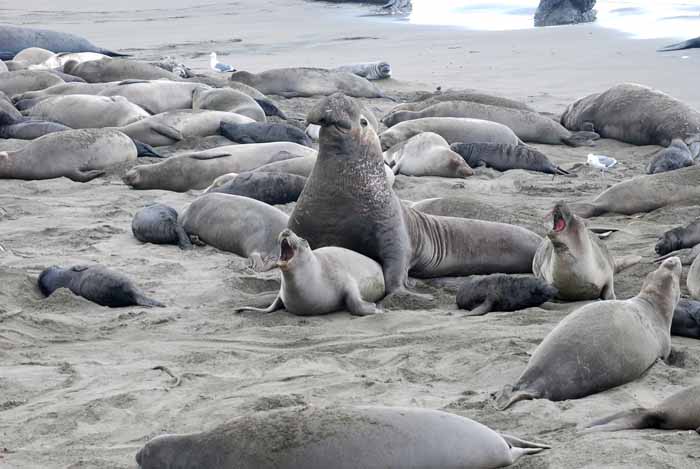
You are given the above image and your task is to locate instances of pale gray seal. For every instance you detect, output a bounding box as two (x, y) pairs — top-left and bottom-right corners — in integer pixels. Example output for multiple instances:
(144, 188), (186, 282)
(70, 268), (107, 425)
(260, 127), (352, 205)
(334, 61), (391, 80)
(64, 58), (179, 83)
(385, 132), (474, 178)
(584, 384), (700, 433)
(135, 406), (549, 469)
(219, 121), (312, 147)
(456, 274), (558, 316)
(656, 219), (700, 256)
(12, 47), (55, 65)
(0, 60), (7, 73)
(180, 193), (288, 269)
(12, 81), (113, 102)
(0, 70), (64, 96)
(495, 256), (681, 410)
(192, 87), (266, 122)
(98, 80), (208, 115)
(235, 229), (385, 316)
(450, 142), (572, 175)
(38, 265), (164, 308)
(230, 67), (386, 98)
(658, 36), (700, 52)
(646, 138), (695, 174)
(31, 51), (110, 71)
(251, 155), (317, 177)
(383, 100), (599, 146)
(688, 252), (700, 300)
(671, 299), (700, 339)
(207, 171), (307, 205)
(132, 203), (192, 250)
(22, 94), (150, 128)
(393, 90), (535, 112)
(0, 25), (127, 60)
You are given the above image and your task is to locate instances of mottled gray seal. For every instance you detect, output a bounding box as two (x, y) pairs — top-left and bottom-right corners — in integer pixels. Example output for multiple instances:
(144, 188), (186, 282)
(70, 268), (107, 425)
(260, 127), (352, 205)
(0, 129), (138, 182)
(456, 274), (557, 316)
(561, 83), (700, 147)
(289, 93), (542, 302)
(180, 193), (288, 269)
(135, 406), (549, 469)
(334, 61), (391, 80)
(383, 100), (599, 146)
(22, 94), (150, 128)
(132, 203), (192, 250)
(656, 219), (700, 256)
(495, 256), (681, 410)
(230, 67), (386, 98)
(219, 121), (312, 147)
(38, 265), (164, 308)
(450, 142), (572, 175)
(208, 171), (307, 205)
(235, 229), (385, 316)
(584, 383), (700, 432)
(64, 58), (179, 83)
(98, 80), (208, 115)
(646, 139), (695, 174)
(0, 70), (64, 96)
(399, 89), (534, 112)
(671, 299), (700, 339)
(192, 87), (266, 122)
(385, 132), (474, 178)
(658, 36), (700, 52)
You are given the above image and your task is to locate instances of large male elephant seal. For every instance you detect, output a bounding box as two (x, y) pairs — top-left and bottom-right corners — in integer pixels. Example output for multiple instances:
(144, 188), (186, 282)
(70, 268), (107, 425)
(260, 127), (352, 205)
(561, 83), (700, 147)
(379, 117), (522, 151)
(38, 265), (163, 308)
(451, 142), (571, 175)
(135, 406), (549, 469)
(671, 299), (700, 339)
(658, 36), (700, 52)
(230, 67), (386, 98)
(0, 25), (127, 60)
(495, 257), (681, 410)
(385, 132), (474, 178)
(0, 129), (138, 182)
(656, 219), (700, 256)
(571, 166), (700, 218)
(22, 94), (150, 128)
(646, 139), (696, 174)
(235, 229), (385, 316)
(383, 101), (599, 146)
(0, 70), (64, 96)
(584, 383), (700, 433)
(132, 204), (192, 250)
(192, 87), (266, 121)
(289, 93), (542, 301)
(207, 171), (307, 205)
(98, 80), (208, 115)
(456, 274), (557, 316)
(392, 90), (535, 112)
(64, 58), (179, 83)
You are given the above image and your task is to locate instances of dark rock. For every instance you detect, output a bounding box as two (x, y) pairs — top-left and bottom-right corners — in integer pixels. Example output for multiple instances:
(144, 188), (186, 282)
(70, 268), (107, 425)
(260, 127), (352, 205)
(534, 0), (596, 27)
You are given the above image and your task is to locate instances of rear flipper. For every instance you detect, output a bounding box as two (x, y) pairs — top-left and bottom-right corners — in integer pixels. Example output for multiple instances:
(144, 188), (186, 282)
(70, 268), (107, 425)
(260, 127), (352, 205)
(69, 169), (106, 183)
(234, 295), (284, 314)
(462, 298), (494, 317)
(614, 255), (642, 273)
(149, 122), (183, 142)
(132, 139), (164, 158)
(134, 293), (165, 308)
(493, 384), (539, 410)
(563, 131), (600, 147)
(657, 39), (698, 52)
(174, 224), (193, 250)
(255, 99), (287, 120)
(553, 166), (578, 178)
(582, 408), (658, 433)
(501, 433), (550, 462)
(569, 202), (603, 219)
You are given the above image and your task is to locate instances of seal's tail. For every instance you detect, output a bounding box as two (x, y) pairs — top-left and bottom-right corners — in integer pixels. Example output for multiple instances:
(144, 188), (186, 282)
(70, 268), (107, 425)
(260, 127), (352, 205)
(657, 40), (695, 52)
(132, 139), (164, 158)
(135, 293), (165, 308)
(569, 202), (603, 219)
(493, 384), (537, 411)
(563, 131), (600, 147)
(614, 255), (642, 273)
(100, 48), (131, 57)
(582, 408), (658, 433)
(255, 98), (288, 120)
(0, 110), (20, 126)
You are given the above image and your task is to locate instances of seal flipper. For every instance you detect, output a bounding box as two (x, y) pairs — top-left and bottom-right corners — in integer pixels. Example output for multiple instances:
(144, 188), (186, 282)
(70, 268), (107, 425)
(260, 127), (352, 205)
(147, 122), (183, 142)
(493, 384), (539, 410)
(583, 408), (659, 433)
(569, 202), (603, 219)
(234, 295), (284, 314)
(69, 169), (105, 183)
(174, 224), (193, 250)
(254, 99), (288, 120)
(614, 255), (642, 273)
(562, 131), (600, 147)
(134, 293), (165, 308)
(345, 284), (381, 316)
(462, 298), (494, 316)
(132, 139), (164, 158)
(657, 39), (698, 52)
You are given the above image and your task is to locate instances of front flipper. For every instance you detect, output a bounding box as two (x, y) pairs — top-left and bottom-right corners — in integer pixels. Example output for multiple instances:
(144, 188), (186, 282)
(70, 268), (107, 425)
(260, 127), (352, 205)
(174, 224), (193, 250)
(69, 169), (106, 183)
(601, 282), (615, 300)
(493, 384), (538, 410)
(234, 295), (284, 314)
(134, 293), (165, 308)
(582, 408), (655, 433)
(345, 284), (382, 317)
(462, 298), (494, 317)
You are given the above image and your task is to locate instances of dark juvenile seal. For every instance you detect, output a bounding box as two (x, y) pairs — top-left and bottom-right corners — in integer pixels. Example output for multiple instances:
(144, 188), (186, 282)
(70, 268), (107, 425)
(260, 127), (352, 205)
(0, 25), (127, 60)
(456, 274), (557, 316)
(671, 299), (700, 339)
(495, 257), (681, 410)
(0, 70), (64, 96)
(208, 171), (307, 205)
(132, 204), (192, 250)
(646, 139), (695, 174)
(393, 90), (535, 112)
(658, 36), (700, 52)
(451, 142), (572, 175)
(235, 229), (385, 316)
(0, 110), (71, 139)
(656, 219), (700, 256)
(38, 265), (164, 308)
(64, 58), (179, 83)
(219, 121), (312, 147)
(135, 406), (549, 469)
(584, 383), (700, 433)
(289, 93), (542, 301)
(561, 83), (700, 147)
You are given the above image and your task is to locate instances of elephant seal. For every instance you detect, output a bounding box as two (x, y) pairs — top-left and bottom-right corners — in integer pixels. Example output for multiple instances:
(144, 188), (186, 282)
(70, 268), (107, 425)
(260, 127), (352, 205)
(0, 91), (23, 120)
(656, 219), (700, 256)
(135, 406), (549, 469)
(379, 117), (521, 151)
(132, 204), (192, 250)
(383, 101), (599, 146)
(22, 94), (150, 128)
(0, 61), (7, 73)
(0, 129), (138, 181)
(0, 110), (72, 139)
(31, 51), (110, 71)
(208, 171), (307, 205)
(235, 229), (385, 316)
(252, 155), (317, 178)
(124, 142), (314, 191)
(671, 299), (700, 339)
(560, 83), (700, 147)
(399, 90), (535, 112)
(13, 81), (113, 102)
(289, 93), (542, 302)
(688, 252), (700, 300)
(456, 274), (557, 316)
(0, 70), (64, 96)
(38, 265), (164, 308)
(180, 193), (288, 269)
(219, 121), (312, 147)
(334, 61), (391, 80)
(410, 196), (538, 230)
(13, 47), (55, 65)
(647, 139), (695, 174)
(450, 142), (572, 175)
(64, 58), (179, 83)
(658, 36), (700, 52)
(571, 166), (700, 218)
(584, 383), (700, 433)
(230, 67), (386, 98)
(495, 256), (681, 410)
(192, 87), (266, 122)
(0, 25), (127, 61)
(98, 80), (208, 115)
(385, 132), (474, 178)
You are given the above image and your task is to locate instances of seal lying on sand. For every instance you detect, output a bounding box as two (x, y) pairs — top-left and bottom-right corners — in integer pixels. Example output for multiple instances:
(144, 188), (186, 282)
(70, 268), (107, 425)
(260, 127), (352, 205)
(334, 61), (391, 80)
(289, 93), (542, 302)
(220, 121), (312, 147)
(192, 87), (266, 121)
(0, 25), (128, 60)
(135, 406), (549, 469)
(671, 299), (700, 339)
(0, 70), (63, 96)
(132, 203), (192, 250)
(13, 82), (114, 102)
(397, 90), (534, 112)
(495, 257), (681, 410)
(38, 265), (164, 308)
(451, 142), (572, 175)
(22, 94), (150, 128)
(584, 383), (700, 433)
(207, 171), (307, 205)
(656, 219), (700, 256)
(0, 110), (71, 140)
(64, 58), (179, 83)
(12, 47), (55, 65)
(687, 252), (700, 300)
(561, 83), (700, 147)
(235, 229), (385, 316)
(456, 275), (557, 316)
(646, 139), (696, 174)
(385, 132), (474, 178)
(658, 36), (700, 52)
(99, 80), (208, 115)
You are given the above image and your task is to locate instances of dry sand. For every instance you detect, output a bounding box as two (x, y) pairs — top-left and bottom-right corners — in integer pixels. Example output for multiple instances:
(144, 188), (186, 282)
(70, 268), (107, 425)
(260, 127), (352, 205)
(2, 1), (700, 468)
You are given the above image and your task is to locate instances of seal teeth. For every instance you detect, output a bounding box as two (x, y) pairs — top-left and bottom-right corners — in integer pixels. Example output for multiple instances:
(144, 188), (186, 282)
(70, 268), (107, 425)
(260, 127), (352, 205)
(280, 238), (294, 262)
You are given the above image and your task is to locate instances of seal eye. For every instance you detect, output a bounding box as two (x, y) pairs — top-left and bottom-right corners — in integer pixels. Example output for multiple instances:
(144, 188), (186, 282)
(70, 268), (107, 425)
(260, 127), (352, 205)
(360, 117), (368, 128)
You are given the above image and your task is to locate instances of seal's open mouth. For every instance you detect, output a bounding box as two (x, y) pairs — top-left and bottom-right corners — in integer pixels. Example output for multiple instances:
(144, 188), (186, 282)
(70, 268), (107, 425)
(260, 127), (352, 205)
(549, 205), (568, 233)
(280, 238), (295, 263)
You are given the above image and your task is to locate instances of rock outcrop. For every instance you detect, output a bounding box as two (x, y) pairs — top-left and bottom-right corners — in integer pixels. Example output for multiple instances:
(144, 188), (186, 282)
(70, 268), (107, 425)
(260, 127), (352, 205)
(534, 0), (596, 27)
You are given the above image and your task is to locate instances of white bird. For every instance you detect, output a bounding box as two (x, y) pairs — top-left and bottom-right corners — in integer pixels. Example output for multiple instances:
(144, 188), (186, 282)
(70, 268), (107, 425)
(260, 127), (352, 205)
(210, 52), (234, 73)
(587, 153), (617, 174)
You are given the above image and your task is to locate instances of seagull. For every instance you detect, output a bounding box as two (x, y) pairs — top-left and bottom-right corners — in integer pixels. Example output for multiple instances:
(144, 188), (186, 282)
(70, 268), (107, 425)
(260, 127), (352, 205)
(587, 153), (617, 176)
(210, 52), (234, 73)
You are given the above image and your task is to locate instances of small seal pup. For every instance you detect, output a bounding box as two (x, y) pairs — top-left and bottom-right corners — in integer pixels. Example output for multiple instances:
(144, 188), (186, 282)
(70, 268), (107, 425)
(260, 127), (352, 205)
(658, 35), (700, 52)
(495, 256), (681, 410)
(38, 265), (164, 308)
(131, 203), (192, 250)
(0, 110), (71, 140)
(22, 94), (150, 128)
(135, 405), (549, 469)
(656, 219), (700, 256)
(235, 229), (385, 316)
(333, 61), (392, 80)
(450, 142), (572, 175)
(671, 299), (700, 339)
(385, 132), (474, 178)
(456, 275), (557, 316)
(207, 171), (307, 205)
(192, 87), (266, 122)
(584, 383), (700, 433)
(646, 139), (695, 174)
(219, 121), (312, 147)
(180, 193), (288, 270)
(0, 69), (64, 96)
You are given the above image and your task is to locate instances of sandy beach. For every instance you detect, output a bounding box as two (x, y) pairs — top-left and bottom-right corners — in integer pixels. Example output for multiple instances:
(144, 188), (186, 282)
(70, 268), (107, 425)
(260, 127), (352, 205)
(2, 1), (700, 468)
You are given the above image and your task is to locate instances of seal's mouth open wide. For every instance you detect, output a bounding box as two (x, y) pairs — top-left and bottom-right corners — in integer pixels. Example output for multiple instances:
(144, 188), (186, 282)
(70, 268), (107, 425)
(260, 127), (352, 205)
(553, 209), (566, 232)
(280, 238), (295, 263)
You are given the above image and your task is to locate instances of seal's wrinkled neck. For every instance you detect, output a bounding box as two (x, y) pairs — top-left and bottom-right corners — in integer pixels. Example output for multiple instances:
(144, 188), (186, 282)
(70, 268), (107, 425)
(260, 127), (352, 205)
(638, 257), (681, 324)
